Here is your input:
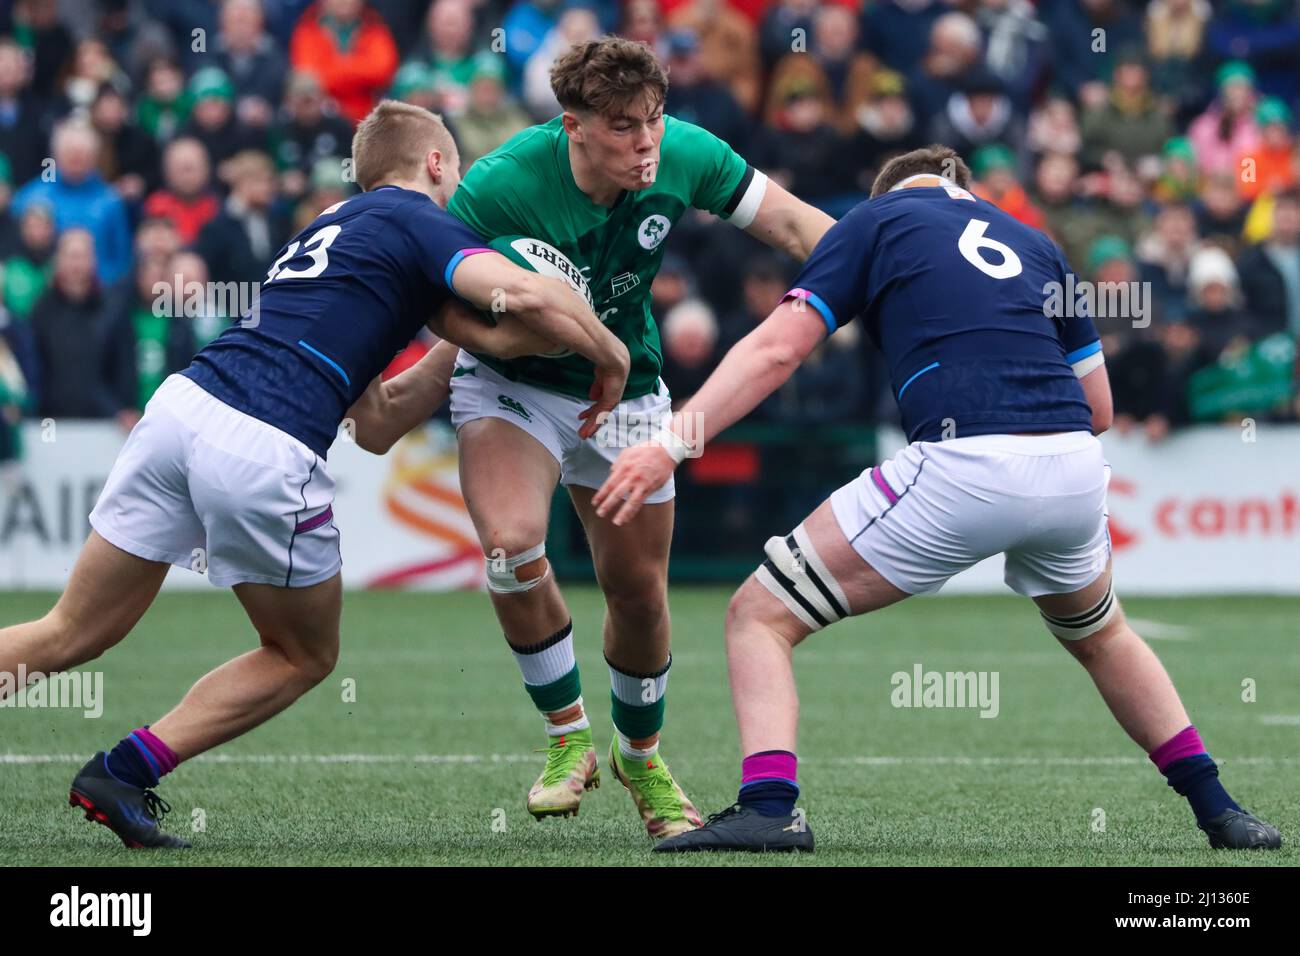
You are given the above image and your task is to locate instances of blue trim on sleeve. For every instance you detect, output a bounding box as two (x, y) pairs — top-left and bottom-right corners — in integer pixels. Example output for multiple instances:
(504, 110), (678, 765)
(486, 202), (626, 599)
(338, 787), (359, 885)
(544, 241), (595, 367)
(897, 361), (940, 399)
(443, 249), (470, 288)
(786, 288), (837, 333)
(1065, 340), (1103, 365)
(298, 340), (351, 386)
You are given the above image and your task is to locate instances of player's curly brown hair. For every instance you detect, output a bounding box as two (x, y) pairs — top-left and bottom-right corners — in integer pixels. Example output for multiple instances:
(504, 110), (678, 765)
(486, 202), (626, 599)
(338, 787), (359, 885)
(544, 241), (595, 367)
(549, 36), (668, 117)
(871, 145), (973, 197)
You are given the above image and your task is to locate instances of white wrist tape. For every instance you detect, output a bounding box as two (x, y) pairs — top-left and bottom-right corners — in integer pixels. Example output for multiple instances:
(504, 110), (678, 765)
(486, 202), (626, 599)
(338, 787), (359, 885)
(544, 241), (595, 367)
(654, 426), (695, 465)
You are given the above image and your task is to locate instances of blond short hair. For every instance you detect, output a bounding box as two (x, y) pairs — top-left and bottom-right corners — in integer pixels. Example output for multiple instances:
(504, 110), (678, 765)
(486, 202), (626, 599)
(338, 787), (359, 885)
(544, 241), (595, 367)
(351, 99), (457, 191)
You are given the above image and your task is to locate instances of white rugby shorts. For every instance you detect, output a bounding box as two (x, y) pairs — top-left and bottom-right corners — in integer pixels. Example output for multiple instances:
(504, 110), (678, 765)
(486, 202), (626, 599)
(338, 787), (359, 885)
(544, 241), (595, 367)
(90, 374), (341, 588)
(448, 351), (676, 504)
(831, 431), (1111, 597)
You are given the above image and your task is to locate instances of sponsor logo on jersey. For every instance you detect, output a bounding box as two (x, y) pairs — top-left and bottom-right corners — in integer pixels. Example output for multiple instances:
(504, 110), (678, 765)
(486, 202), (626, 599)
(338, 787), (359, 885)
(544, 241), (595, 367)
(497, 394), (532, 421)
(637, 214), (671, 250)
(610, 271), (641, 298)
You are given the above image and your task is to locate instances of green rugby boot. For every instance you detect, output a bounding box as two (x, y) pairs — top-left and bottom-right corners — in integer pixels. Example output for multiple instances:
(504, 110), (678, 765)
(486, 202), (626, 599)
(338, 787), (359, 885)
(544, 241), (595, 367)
(609, 742), (702, 840)
(527, 728), (600, 819)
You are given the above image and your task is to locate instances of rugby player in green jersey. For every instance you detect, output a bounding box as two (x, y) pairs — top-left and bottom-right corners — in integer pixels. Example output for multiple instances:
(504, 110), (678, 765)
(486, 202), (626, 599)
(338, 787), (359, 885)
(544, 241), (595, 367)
(387, 36), (835, 838)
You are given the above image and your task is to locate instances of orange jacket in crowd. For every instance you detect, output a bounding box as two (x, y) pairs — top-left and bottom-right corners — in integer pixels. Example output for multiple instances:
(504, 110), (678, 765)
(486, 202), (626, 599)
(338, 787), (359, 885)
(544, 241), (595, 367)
(290, 3), (399, 125)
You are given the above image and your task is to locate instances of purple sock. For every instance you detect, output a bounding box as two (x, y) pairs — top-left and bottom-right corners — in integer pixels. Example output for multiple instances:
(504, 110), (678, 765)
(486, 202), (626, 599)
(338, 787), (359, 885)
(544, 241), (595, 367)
(738, 750), (799, 817)
(1150, 725), (1240, 825)
(105, 726), (180, 790)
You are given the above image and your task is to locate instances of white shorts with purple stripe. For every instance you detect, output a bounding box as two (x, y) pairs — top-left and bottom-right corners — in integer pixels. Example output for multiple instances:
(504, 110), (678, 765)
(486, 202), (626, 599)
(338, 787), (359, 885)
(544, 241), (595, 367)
(831, 432), (1111, 597)
(90, 375), (341, 588)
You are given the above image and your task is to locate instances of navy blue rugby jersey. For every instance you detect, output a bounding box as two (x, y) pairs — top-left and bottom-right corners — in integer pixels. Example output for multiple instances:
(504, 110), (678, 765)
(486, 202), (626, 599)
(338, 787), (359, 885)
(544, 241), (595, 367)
(784, 183), (1103, 443)
(183, 185), (490, 457)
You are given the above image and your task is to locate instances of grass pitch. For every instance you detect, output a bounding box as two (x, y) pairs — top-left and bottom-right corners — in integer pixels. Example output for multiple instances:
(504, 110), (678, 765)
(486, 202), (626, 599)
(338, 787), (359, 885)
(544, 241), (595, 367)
(1, 587), (1296, 866)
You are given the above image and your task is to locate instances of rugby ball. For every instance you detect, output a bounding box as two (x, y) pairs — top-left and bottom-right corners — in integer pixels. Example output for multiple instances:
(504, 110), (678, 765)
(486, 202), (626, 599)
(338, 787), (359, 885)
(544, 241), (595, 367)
(487, 235), (593, 358)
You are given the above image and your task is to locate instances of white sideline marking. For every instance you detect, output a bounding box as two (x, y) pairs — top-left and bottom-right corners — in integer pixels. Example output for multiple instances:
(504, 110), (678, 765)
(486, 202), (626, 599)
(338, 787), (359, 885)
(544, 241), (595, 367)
(1126, 617), (1195, 640)
(2, 753), (1297, 766)
(1259, 715), (1300, 726)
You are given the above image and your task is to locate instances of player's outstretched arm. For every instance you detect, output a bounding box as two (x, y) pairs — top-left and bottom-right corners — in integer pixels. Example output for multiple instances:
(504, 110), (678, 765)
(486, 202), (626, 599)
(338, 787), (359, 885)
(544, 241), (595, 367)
(593, 298), (827, 525)
(741, 178), (836, 261)
(344, 339), (460, 455)
(449, 252), (627, 371)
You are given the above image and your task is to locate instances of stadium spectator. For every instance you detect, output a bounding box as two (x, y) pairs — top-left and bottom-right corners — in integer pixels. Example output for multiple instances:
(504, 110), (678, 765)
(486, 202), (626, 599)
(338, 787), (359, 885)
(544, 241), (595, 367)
(667, 0), (763, 115)
(862, 0), (944, 76)
(454, 56), (531, 169)
(1237, 189), (1300, 337)
(1192, 170), (1249, 251)
(972, 143), (1044, 230)
(503, 0), (565, 74)
(56, 37), (128, 116)
(166, 247), (225, 346)
(142, 137), (219, 244)
(180, 66), (269, 166)
(1041, 0), (1143, 104)
(90, 80), (161, 204)
(1025, 95), (1082, 158)
(1204, 0), (1300, 105)
(136, 57), (190, 143)
(523, 3), (601, 120)
(649, 253), (694, 325)
(906, 11), (984, 130)
(1029, 150), (1092, 269)
(195, 149), (289, 285)
(411, 0), (483, 119)
(0, 331), (27, 472)
(1093, 234), (1180, 440)
(975, 0), (1049, 112)
(1238, 97), (1296, 202)
(29, 228), (134, 423)
(290, 0), (400, 124)
(927, 65), (1025, 162)
(291, 155), (355, 232)
(1187, 61), (1261, 177)
(759, 0), (817, 72)
(1186, 244), (1258, 357)
(1153, 135), (1200, 203)
(215, 0), (290, 130)
(755, 72), (856, 214)
(1137, 202), (1199, 324)
(109, 253), (197, 413)
(620, 0), (663, 52)
(0, 37), (49, 186)
(388, 61), (439, 114)
(805, 4), (878, 136)
(132, 214), (181, 265)
(845, 69), (924, 188)
(9, 0), (74, 98)
(274, 70), (354, 200)
(659, 298), (720, 403)
(1079, 50), (1172, 172)
(663, 28), (750, 155)
(2, 202), (55, 326)
(1144, 0), (1212, 118)
(11, 120), (132, 285)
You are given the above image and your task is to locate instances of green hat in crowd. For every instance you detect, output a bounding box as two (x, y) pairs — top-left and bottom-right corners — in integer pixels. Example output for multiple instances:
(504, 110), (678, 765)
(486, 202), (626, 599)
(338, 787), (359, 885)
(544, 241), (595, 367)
(391, 61), (431, 99)
(0, 153), (11, 186)
(1215, 60), (1256, 90)
(1087, 234), (1132, 273)
(470, 52), (506, 85)
(1256, 96), (1293, 128)
(1162, 136), (1196, 164)
(971, 143), (1016, 179)
(189, 67), (234, 102)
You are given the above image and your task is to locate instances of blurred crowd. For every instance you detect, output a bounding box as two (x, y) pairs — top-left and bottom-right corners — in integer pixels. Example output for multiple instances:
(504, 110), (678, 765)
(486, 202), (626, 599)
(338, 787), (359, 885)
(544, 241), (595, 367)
(2, 0), (1299, 471)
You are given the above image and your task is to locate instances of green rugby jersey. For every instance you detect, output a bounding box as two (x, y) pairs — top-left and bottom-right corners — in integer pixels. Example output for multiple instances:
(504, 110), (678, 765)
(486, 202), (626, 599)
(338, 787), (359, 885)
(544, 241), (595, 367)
(447, 114), (763, 400)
